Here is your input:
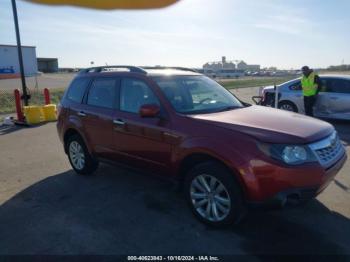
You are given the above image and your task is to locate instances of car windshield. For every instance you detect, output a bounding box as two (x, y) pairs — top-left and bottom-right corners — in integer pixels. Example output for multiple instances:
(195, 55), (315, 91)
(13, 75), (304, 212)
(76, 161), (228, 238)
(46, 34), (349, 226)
(152, 75), (243, 114)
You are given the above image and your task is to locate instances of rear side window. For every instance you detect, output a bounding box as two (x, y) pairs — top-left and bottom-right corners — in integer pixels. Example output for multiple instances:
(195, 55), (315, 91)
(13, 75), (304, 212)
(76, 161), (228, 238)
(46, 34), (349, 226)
(66, 78), (90, 103)
(87, 78), (117, 109)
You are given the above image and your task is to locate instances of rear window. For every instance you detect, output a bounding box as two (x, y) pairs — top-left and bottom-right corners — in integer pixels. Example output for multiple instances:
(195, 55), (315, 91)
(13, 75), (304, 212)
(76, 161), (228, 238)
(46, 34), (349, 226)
(66, 78), (90, 103)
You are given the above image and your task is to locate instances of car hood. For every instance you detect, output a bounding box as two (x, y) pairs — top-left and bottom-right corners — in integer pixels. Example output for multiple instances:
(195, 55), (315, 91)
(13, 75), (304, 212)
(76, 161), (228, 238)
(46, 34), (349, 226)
(264, 86), (275, 89)
(189, 105), (334, 144)
(263, 85), (275, 91)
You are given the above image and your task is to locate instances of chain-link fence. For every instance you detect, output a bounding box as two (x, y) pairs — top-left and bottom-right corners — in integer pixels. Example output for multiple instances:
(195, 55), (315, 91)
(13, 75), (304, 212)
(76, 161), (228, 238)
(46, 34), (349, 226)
(0, 87), (64, 115)
(0, 89), (16, 114)
(0, 73), (69, 117)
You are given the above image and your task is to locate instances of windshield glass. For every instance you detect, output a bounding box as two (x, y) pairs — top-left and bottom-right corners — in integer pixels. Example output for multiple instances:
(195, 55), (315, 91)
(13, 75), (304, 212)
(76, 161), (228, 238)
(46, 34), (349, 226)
(152, 75), (243, 114)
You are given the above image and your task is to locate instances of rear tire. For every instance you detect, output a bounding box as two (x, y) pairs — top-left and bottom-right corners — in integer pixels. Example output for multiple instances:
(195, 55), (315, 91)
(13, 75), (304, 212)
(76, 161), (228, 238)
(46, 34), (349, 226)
(278, 101), (298, 112)
(184, 161), (246, 227)
(66, 134), (98, 175)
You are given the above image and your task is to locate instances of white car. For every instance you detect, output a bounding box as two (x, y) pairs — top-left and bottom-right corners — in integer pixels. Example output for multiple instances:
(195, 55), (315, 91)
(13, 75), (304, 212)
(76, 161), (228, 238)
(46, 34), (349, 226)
(259, 75), (350, 120)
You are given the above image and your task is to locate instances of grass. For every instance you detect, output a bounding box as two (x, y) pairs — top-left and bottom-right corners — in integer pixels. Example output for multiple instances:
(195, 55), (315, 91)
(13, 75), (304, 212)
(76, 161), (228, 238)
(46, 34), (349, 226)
(218, 76), (295, 89)
(0, 88), (65, 114)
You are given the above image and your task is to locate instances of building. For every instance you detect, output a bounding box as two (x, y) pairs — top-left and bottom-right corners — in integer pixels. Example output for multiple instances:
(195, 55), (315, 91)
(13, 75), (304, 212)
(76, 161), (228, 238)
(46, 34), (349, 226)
(246, 64), (260, 71)
(37, 57), (59, 73)
(235, 60), (247, 70)
(203, 56), (236, 71)
(0, 44), (38, 77)
(235, 61), (261, 71)
(203, 56), (260, 77)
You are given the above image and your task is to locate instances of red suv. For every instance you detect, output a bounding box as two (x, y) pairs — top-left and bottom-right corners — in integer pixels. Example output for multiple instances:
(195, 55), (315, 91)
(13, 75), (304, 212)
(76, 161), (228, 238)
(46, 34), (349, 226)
(57, 66), (347, 226)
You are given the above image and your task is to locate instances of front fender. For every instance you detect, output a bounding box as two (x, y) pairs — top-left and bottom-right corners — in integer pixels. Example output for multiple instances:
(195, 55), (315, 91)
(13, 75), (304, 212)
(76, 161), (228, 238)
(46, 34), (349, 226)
(173, 136), (248, 182)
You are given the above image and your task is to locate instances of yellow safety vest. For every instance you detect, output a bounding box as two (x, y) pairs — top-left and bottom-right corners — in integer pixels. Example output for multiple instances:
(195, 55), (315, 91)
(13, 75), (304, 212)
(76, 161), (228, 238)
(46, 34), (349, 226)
(301, 72), (318, 96)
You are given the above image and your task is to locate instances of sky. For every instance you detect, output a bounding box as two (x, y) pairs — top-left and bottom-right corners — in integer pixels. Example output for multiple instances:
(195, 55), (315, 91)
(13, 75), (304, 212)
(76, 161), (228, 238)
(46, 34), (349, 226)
(1, 0), (349, 69)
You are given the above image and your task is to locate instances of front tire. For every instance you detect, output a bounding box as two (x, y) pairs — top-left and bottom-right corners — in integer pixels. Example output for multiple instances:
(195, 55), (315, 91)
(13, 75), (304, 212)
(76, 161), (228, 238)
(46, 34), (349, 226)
(184, 161), (246, 227)
(278, 101), (298, 112)
(66, 134), (98, 175)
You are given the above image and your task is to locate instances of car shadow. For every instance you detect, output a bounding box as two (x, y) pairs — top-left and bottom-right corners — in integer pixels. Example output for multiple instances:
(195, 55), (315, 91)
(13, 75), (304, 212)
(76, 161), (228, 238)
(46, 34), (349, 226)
(0, 125), (21, 136)
(0, 122), (51, 136)
(0, 164), (350, 256)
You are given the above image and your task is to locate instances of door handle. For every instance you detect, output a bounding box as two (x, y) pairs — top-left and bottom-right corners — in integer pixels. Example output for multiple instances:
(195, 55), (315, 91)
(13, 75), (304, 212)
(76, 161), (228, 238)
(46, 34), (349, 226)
(113, 119), (125, 126)
(330, 97), (339, 100)
(78, 111), (86, 117)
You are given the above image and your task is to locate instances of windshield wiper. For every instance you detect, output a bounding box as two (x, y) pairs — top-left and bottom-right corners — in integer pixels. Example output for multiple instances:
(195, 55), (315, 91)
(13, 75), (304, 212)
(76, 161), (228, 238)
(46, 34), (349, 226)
(215, 106), (240, 112)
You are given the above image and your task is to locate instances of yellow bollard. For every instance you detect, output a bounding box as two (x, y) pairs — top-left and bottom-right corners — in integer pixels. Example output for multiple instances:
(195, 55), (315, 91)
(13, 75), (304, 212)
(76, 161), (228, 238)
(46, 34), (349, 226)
(23, 106), (43, 125)
(42, 104), (57, 121)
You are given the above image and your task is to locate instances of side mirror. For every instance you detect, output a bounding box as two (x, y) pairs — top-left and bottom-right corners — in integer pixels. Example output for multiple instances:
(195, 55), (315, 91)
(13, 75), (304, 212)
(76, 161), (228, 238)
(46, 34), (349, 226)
(139, 104), (160, 118)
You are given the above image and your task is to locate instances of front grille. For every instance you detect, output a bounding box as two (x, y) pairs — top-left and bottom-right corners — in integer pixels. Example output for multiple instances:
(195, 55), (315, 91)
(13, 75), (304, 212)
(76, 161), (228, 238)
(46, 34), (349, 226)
(309, 131), (345, 168)
(315, 141), (342, 164)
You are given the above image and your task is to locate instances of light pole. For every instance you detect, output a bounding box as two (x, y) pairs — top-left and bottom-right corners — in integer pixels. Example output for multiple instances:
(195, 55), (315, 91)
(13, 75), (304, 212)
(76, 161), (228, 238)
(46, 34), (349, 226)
(11, 0), (29, 106)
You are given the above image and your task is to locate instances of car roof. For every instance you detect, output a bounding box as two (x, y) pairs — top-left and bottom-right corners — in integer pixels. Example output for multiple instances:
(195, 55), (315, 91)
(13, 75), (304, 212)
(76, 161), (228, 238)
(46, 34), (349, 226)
(145, 68), (201, 76)
(78, 66), (201, 77)
(281, 74), (350, 85)
(319, 74), (350, 79)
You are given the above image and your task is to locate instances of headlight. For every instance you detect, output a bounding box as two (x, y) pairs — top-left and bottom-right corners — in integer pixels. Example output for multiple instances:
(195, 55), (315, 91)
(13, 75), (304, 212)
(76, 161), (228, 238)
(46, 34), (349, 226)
(258, 143), (317, 165)
(282, 146), (307, 164)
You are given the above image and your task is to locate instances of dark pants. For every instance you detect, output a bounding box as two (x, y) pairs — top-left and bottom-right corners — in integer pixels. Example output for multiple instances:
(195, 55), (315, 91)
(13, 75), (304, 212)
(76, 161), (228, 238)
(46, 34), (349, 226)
(304, 95), (317, 117)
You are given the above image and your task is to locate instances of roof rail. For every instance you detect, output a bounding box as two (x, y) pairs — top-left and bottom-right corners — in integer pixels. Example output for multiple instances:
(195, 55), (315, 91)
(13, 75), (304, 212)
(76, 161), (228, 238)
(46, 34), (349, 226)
(79, 65), (147, 74)
(142, 66), (198, 73)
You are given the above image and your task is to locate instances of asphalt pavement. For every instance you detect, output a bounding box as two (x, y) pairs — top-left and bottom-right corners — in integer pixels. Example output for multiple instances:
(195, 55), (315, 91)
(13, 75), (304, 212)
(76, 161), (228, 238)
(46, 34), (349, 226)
(0, 117), (349, 256)
(0, 82), (350, 256)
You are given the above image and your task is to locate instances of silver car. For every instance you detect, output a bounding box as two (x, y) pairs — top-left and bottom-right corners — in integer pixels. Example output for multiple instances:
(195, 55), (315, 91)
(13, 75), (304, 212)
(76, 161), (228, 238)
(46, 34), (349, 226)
(260, 75), (350, 120)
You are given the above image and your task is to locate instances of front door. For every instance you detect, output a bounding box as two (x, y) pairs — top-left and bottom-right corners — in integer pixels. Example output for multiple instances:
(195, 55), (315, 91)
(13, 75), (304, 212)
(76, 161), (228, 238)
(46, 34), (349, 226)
(113, 77), (173, 174)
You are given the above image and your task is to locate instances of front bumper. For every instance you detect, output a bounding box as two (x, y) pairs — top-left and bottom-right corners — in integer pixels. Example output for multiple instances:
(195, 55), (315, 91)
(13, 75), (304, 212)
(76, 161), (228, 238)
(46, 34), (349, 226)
(243, 151), (347, 206)
(248, 187), (318, 209)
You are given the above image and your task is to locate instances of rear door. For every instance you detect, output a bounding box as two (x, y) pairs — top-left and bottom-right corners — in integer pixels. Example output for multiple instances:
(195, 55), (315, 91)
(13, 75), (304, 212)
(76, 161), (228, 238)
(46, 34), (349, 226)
(112, 77), (173, 174)
(326, 78), (350, 119)
(79, 77), (118, 159)
(315, 78), (350, 120)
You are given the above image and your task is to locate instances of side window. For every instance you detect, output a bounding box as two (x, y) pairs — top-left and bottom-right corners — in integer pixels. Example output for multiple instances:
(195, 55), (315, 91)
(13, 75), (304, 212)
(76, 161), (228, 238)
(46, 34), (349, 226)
(66, 78), (90, 103)
(320, 78), (327, 92)
(87, 78), (117, 109)
(326, 79), (350, 94)
(120, 79), (160, 113)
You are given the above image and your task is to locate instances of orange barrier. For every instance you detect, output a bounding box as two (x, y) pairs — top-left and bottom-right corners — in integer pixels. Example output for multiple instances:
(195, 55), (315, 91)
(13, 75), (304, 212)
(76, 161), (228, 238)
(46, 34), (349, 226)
(44, 88), (51, 105)
(14, 89), (25, 122)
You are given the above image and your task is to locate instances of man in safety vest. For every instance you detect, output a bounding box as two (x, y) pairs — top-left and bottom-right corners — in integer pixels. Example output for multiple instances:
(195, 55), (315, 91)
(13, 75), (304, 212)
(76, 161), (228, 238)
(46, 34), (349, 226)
(301, 66), (322, 117)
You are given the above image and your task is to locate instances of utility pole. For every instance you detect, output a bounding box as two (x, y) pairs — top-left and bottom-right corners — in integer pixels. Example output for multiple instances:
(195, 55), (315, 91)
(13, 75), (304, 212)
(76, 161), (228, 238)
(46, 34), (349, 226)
(11, 0), (29, 106)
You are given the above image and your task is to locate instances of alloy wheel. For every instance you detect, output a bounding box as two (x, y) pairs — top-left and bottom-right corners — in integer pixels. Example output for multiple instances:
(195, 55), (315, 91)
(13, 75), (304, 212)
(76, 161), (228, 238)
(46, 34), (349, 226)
(69, 141), (85, 170)
(190, 174), (231, 222)
(280, 104), (294, 111)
